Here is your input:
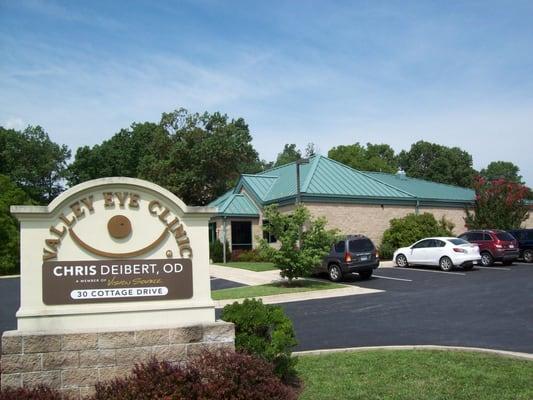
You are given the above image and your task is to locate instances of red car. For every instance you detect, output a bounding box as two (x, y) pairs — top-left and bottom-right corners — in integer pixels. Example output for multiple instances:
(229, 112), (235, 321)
(458, 230), (519, 266)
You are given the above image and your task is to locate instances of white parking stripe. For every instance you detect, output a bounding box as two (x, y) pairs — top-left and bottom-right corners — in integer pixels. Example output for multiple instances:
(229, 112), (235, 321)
(475, 266), (511, 271)
(373, 275), (412, 282)
(400, 268), (466, 276)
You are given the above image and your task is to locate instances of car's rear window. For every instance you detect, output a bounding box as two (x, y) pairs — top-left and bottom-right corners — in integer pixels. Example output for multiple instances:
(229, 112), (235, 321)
(449, 238), (469, 245)
(496, 232), (515, 241)
(469, 232), (484, 241)
(349, 239), (374, 253)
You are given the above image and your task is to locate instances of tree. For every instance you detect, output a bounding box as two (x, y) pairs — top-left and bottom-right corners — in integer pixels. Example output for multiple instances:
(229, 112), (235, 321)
(259, 204), (338, 284)
(0, 126), (71, 203)
(67, 122), (161, 185)
(0, 175), (32, 275)
(274, 144), (302, 167)
(327, 142), (398, 173)
(67, 108), (260, 205)
(304, 142), (317, 158)
(398, 141), (477, 188)
(480, 161), (523, 184)
(465, 177), (529, 230)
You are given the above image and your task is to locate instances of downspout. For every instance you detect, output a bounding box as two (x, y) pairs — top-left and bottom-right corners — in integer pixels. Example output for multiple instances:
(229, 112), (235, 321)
(415, 199), (420, 215)
(222, 216), (227, 264)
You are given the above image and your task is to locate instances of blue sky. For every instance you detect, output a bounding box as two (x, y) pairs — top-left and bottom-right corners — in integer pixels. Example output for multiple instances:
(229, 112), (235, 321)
(1, 0), (532, 185)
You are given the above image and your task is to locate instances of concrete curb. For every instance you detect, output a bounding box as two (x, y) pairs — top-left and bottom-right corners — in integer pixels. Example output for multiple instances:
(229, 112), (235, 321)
(293, 345), (533, 361)
(214, 286), (382, 308)
(0, 274), (20, 279)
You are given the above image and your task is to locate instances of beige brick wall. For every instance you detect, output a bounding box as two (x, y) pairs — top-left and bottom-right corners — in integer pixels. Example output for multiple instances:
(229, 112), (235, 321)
(211, 201), (532, 249)
(304, 202), (468, 245)
(1, 322), (234, 399)
(304, 203), (415, 245)
(418, 207), (468, 234)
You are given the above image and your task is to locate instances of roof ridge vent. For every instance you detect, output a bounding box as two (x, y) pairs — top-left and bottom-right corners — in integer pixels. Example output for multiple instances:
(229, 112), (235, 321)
(396, 168), (408, 180)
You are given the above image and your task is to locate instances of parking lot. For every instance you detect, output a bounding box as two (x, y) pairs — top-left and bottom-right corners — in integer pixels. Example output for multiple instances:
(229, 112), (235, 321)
(284, 261), (533, 353)
(2, 262), (532, 354)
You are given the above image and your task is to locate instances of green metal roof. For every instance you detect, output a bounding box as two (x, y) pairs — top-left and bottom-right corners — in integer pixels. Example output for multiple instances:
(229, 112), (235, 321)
(242, 156), (411, 202)
(364, 171), (475, 202)
(211, 193), (259, 217)
(304, 157), (412, 199)
(210, 155), (476, 216)
(240, 175), (277, 199)
(208, 189), (233, 207)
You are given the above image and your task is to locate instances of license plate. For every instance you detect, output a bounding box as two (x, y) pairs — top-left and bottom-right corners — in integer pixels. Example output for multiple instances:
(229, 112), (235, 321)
(360, 256), (368, 261)
(509, 245), (514, 249)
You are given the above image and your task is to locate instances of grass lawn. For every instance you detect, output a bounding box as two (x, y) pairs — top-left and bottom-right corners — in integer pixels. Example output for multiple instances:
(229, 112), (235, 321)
(296, 350), (533, 400)
(214, 261), (277, 272)
(211, 279), (344, 300)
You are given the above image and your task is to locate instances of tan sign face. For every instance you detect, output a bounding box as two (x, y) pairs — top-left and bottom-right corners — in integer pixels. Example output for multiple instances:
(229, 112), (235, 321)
(42, 192), (193, 262)
(42, 258), (193, 305)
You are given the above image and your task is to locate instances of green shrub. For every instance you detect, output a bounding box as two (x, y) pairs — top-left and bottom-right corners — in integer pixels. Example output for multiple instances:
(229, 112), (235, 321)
(209, 239), (230, 263)
(90, 352), (297, 400)
(221, 298), (298, 384)
(379, 213), (454, 259)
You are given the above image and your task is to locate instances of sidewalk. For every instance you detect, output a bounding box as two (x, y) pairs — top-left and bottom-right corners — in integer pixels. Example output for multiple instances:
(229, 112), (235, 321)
(214, 285), (382, 308)
(209, 263), (384, 307)
(210, 264), (282, 285)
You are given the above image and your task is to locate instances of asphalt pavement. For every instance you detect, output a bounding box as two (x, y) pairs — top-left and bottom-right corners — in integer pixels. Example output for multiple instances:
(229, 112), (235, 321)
(283, 263), (533, 353)
(2, 263), (532, 354)
(0, 277), (19, 334)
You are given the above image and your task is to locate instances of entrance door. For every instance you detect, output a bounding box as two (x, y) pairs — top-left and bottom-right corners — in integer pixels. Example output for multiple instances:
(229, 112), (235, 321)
(231, 221), (252, 251)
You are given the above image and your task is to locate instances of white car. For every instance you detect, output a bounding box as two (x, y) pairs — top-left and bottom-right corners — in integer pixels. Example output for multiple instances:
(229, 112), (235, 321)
(393, 237), (481, 272)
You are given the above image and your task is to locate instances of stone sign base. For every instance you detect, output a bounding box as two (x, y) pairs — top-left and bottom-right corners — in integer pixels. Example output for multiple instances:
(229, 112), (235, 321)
(1, 321), (234, 399)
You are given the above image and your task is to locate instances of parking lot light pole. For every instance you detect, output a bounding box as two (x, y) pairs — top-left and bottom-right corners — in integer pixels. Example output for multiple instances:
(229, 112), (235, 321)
(296, 158), (310, 205)
(296, 158), (309, 249)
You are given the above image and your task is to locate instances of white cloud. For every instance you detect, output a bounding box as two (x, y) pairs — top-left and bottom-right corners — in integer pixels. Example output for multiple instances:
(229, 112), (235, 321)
(2, 117), (26, 130)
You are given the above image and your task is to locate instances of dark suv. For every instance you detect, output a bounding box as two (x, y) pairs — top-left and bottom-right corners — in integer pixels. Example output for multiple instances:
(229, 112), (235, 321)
(507, 229), (533, 263)
(318, 235), (380, 281)
(458, 230), (519, 266)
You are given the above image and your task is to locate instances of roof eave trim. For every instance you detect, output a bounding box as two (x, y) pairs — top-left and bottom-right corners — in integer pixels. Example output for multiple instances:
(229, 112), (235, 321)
(214, 213), (260, 218)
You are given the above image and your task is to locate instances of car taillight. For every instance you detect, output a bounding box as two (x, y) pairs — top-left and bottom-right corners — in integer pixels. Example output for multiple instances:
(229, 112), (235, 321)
(373, 249), (379, 258)
(453, 247), (466, 253)
(344, 252), (352, 262)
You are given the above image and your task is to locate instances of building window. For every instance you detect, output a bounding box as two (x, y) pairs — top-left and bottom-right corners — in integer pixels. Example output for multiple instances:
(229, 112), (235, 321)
(231, 221), (252, 250)
(262, 219), (277, 243)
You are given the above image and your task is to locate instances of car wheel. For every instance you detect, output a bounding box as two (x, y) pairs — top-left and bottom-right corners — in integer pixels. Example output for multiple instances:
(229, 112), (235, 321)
(523, 250), (533, 263)
(358, 270), (373, 280)
(328, 264), (343, 282)
(439, 256), (454, 272)
(480, 252), (494, 267)
(396, 254), (408, 267)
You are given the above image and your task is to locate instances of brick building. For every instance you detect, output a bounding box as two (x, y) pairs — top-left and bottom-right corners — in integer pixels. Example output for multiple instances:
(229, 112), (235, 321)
(208, 155), (532, 252)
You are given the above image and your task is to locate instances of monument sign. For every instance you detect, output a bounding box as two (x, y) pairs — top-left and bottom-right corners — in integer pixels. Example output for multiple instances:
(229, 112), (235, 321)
(1, 178), (234, 398)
